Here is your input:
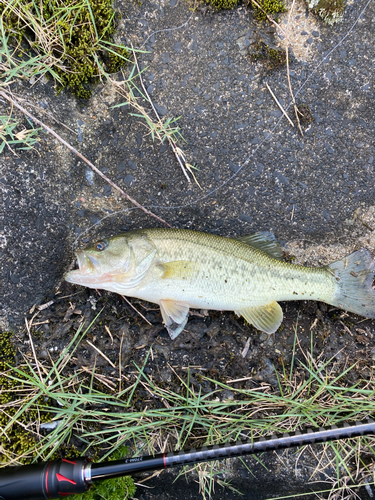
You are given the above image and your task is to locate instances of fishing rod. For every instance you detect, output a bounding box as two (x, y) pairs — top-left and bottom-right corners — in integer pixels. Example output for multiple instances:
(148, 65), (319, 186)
(0, 419), (374, 500)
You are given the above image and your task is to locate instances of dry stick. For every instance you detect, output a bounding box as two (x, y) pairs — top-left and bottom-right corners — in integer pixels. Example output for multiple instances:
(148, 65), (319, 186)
(122, 295), (152, 325)
(86, 340), (117, 369)
(25, 315), (43, 383)
(130, 46), (191, 183)
(284, 0), (304, 137)
(265, 82), (294, 128)
(0, 90), (172, 228)
(118, 332), (124, 393)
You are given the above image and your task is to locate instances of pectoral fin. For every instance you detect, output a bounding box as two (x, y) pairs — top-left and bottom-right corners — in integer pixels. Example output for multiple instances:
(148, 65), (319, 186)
(160, 299), (190, 340)
(236, 301), (283, 334)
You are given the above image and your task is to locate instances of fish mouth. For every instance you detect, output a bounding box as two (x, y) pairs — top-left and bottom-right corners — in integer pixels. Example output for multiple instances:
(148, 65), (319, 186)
(74, 251), (97, 273)
(65, 251), (100, 285)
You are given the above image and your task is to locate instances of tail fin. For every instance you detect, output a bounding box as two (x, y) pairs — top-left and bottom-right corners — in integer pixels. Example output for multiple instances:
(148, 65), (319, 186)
(328, 248), (375, 319)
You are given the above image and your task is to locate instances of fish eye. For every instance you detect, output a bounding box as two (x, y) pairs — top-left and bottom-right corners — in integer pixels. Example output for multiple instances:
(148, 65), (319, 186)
(94, 240), (107, 252)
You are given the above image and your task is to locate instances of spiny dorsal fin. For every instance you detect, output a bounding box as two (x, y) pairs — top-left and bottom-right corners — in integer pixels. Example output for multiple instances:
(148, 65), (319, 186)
(236, 301), (283, 334)
(235, 232), (283, 261)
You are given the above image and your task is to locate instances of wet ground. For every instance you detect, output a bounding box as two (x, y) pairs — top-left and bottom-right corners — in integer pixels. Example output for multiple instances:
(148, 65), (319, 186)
(1, 0), (375, 497)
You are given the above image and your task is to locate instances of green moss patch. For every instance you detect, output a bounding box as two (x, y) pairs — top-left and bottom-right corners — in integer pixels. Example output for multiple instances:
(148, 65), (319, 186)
(0, 0), (129, 98)
(204, 0), (241, 9)
(249, 38), (287, 70)
(0, 332), (48, 463)
(203, 0), (287, 19)
(247, 0), (287, 21)
(71, 447), (136, 500)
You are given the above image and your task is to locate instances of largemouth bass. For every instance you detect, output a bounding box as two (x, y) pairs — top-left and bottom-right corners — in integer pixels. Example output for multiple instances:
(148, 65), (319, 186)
(65, 229), (375, 339)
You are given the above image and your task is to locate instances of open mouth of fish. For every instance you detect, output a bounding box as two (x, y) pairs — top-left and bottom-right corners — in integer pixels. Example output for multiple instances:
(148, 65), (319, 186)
(65, 251), (101, 284)
(75, 251), (100, 272)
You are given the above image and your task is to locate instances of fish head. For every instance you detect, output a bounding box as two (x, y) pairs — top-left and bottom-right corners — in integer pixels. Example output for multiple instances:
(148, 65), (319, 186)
(64, 232), (158, 292)
(65, 235), (132, 288)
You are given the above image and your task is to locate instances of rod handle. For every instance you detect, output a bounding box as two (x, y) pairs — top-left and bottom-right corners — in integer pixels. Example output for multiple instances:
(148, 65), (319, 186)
(0, 458), (89, 500)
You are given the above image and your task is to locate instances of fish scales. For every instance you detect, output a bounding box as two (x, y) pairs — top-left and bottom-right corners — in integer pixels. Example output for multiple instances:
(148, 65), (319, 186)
(65, 228), (375, 339)
(145, 229), (336, 307)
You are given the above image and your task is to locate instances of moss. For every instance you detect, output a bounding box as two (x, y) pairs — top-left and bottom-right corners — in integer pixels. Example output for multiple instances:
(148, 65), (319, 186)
(246, 0), (287, 21)
(0, 0), (129, 99)
(204, 0), (241, 9)
(0, 332), (42, 463)
(250, 42), (287, 69)
(70, 446), (136, 500)
(306, 0), (346, 24)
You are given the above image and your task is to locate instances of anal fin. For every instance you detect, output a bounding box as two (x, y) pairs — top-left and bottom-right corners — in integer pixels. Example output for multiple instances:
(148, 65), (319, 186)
(160, 299), (190, 340)
(236, 301), (283, 334)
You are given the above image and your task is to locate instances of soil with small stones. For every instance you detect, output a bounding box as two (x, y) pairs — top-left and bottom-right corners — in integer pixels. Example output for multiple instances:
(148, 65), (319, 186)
(1, 0), (375, 498)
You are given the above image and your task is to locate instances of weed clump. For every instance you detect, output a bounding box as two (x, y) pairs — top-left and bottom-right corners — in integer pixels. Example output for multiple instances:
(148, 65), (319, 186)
(250, 41), (287, 69)
(306, 0), (346, 24)
(0, 0), (129, 98)
(204, 0), (241, 9)
(0, 331), (48, 463)
(245, 0), (287, 21)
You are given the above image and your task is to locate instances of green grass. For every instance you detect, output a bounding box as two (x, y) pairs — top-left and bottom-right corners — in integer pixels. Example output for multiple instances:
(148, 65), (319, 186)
(0, 0), (130, 98)
(0, 115), (42, 153)
(1, 318), (375, 499)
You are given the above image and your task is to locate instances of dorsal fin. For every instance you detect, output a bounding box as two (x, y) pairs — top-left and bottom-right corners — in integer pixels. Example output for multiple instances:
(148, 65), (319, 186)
(235, 232), (283, 260)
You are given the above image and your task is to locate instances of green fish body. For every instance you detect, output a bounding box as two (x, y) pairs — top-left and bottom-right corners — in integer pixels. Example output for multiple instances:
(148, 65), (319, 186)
(65, 229), (375, 339)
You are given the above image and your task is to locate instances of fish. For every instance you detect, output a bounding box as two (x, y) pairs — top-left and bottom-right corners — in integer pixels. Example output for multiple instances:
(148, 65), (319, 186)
(64, 228), (375, 339)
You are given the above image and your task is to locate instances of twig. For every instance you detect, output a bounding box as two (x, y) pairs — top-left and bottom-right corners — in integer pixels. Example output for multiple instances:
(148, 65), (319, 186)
(118, 331), (124, 393)
(25, 315), (43, 383)
(122, 295), (152, 325)
(105, 325), (114, 344)
(0, 89), (172, 228)
(10, 93), (77, 135)
(130, 46), (192, 183)
(265, 82), (294, 128)
(241, 337), (251, 358)
(284, 0), (304, 137)
(339, 320), (353, 337)
(81, 366), (117, 390)
(86, 340), (117, 368)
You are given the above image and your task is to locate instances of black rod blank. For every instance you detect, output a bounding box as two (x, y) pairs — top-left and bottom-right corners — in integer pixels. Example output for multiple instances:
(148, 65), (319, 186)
(0, 420), (374, 500)
(90, 419), (375, 481)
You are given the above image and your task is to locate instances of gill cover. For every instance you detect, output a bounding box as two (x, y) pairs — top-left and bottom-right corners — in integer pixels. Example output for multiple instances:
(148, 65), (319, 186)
(96, 233), (158, 293)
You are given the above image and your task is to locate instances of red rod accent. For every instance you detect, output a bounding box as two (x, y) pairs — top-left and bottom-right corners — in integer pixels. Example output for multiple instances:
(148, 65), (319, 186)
(45, 462), (52, 498)
(62, 459), (77, 465)
(163, 454), (166, 468)
(56, 473), (76, 485)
